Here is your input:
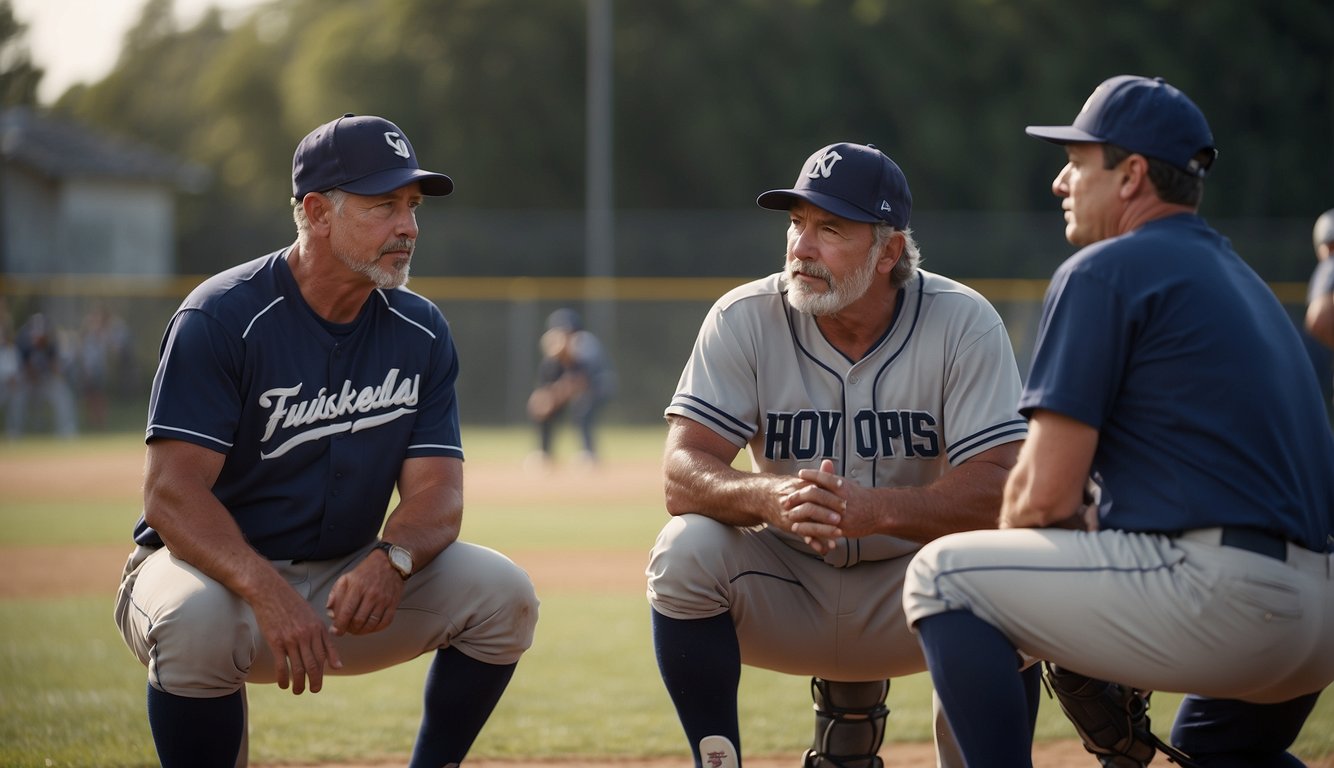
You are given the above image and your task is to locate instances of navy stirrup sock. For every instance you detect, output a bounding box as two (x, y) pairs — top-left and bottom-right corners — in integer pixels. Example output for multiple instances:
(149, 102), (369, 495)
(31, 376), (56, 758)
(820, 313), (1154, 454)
(410, 646), (517, 768)
(1020, 661), (1042, 738)
(917, 610), (1033, 767)
(146, 683), (244, 768)
(652, 609), (742, 767)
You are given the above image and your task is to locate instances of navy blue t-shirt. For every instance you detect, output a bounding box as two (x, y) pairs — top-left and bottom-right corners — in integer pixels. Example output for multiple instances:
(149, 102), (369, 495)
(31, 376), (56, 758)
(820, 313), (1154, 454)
(1020, 214), (1334, 551)
(134, 250), (464, 560)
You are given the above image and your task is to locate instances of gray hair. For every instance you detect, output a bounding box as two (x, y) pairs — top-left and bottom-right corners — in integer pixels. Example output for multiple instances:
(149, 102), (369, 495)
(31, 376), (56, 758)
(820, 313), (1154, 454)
(291, 188), (349, 235)
(874, 222), (921, 288)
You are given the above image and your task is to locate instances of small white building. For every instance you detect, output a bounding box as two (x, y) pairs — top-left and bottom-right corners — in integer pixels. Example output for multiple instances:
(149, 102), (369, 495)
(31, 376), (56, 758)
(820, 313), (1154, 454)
(0, 107), (207, 276)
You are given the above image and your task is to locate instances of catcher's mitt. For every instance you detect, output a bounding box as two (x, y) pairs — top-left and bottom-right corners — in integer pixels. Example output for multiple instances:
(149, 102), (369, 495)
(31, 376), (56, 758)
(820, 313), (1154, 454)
(526, 387), (559, 422)
(526, 373), (587, 422)
(1043, 663), (1196, 768)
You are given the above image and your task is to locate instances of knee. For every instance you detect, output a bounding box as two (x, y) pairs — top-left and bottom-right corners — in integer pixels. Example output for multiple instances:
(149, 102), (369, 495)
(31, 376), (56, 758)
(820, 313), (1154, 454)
(479, 556), (539, 636)
(648, 515), (732, 579)
(650, 514), (734, 568)
(500, 562), (540, 635)
(460, 553), (540, 658)
(647, 515), (738, 617)
(154, 584), (250, 651)
(146, 589), (254, 694)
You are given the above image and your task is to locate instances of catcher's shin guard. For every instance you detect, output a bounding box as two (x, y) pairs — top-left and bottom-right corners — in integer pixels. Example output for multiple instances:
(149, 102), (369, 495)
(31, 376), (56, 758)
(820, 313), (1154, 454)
(800, 677), (889, 768)
(1043, 663), (1196, 768)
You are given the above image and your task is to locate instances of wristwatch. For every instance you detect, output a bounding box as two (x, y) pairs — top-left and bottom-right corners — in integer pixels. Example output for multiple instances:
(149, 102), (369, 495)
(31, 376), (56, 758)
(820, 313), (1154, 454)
(374, 540), (413, 580)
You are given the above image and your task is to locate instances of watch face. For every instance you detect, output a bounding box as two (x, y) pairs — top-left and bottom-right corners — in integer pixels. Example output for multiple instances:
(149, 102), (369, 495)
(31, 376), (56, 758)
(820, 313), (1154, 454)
(389, 547), (412, 575)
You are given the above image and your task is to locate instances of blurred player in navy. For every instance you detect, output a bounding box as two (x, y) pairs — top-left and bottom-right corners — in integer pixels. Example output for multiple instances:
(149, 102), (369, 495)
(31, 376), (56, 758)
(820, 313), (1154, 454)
(114, 114), (538, 768)
(526, 307), (615, 467)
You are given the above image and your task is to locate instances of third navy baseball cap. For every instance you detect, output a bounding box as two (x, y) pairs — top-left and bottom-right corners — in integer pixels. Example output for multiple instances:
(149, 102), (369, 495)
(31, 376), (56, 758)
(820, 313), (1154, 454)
(757, 142), (912, 229)
(292, 114), (453, 200)
(1025, 75), (1217, 178)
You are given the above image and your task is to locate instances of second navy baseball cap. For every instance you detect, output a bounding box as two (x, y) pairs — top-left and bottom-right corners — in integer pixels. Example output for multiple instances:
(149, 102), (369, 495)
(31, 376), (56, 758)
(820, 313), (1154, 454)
(292, 114), (454, 200)
(1025, 75), (1217, 178)
(757, 142), (912, 229)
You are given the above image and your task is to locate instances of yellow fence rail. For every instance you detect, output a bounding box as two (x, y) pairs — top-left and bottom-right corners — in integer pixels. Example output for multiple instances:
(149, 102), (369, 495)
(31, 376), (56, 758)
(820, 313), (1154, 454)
(0, 273), (1310, 304)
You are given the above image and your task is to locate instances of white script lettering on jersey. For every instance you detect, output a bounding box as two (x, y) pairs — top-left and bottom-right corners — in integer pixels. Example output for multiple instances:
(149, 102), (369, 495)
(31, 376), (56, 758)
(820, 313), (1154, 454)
(257, 368), (420, 458)
(765, 409), (940, 461)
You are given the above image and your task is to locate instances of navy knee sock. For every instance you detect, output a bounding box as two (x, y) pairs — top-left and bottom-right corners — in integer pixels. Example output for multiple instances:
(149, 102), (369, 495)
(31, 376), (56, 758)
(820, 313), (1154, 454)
(651, 609), (741, 767)
(410, 646), (518, 768)
(146, 683), (244, 768)
(1020, 661), (1042, 738)
(917, 610), (1033, 768)
(1171, 692), (1319, 767)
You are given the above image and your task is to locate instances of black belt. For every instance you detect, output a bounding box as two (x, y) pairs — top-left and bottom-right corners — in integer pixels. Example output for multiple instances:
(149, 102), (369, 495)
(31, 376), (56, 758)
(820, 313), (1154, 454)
(1217, 526), (1288, 562)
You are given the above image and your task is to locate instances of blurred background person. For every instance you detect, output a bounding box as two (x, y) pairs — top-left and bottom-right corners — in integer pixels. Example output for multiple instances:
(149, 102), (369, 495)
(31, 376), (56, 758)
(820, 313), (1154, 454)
(0, 299), (17, 432)
(75, 304), (128, 431)
(6, 312), (77, 439)
(526, 308), (616, 468)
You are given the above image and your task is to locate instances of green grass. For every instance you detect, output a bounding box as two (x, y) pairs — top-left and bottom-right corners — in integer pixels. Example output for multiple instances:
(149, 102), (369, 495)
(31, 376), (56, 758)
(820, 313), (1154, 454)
(1, 428), (1331, 765)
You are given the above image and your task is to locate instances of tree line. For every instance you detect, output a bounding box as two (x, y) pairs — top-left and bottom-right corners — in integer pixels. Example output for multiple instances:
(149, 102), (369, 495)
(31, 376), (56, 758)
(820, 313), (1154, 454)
(3, 0), (1331, 278)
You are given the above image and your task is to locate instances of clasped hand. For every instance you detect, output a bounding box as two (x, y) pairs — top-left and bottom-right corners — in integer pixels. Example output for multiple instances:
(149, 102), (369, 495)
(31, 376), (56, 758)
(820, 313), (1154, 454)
(778, 458), (868, 555)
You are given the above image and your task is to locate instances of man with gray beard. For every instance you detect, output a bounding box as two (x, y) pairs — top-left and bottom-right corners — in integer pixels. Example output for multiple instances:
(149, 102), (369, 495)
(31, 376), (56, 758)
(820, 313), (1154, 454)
(646, 142), (1034, 768)
(114, 114), (538, 768)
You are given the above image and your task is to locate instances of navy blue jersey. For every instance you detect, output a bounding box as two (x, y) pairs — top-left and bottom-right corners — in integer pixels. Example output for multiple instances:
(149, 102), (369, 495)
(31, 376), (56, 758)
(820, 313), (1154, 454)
(1020, 214), (1334, 550)
(133, 250), (463, 560)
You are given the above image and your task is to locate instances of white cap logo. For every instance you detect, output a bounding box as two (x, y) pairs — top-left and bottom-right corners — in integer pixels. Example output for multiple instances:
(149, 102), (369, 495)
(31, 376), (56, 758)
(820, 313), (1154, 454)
(806, 149), (843, 179)
(384, 131), (410, 158)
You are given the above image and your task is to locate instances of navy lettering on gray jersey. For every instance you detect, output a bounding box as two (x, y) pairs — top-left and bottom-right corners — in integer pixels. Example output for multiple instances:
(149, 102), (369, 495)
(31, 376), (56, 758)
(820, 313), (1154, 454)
(765, 410), (841, 460)
(765, 409), (939, 461)
(853, 409), (939, 459)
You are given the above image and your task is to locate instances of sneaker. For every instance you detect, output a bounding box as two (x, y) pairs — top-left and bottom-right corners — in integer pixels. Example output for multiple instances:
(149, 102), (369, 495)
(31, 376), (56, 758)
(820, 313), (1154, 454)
(522, 450), (552, 473)
(699, 734), (739, 768)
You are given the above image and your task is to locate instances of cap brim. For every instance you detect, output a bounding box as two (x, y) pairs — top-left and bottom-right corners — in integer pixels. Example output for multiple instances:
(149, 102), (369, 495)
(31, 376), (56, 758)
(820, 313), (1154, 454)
(1024, 125), (1104, 145)
(755, 189), (880, 223)
(340, 167), (454, 197)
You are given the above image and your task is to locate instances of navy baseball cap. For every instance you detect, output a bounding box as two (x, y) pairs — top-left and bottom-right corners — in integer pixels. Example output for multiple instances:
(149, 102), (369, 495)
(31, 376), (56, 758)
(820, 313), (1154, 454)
(1025, 75), (1217, 178)
(292, 114), (453, 200)
(547, 307), (583, 332)
(757, 142), (912, 229)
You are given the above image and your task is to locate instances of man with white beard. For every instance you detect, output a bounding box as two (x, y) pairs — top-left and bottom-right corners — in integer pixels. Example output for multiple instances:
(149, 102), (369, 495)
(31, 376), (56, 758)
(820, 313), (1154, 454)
(646, 142), (1034, 768)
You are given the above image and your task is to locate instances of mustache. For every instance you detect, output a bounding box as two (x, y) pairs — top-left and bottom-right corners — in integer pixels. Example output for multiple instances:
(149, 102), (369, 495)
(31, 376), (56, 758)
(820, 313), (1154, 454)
(380, 239), (415, 257)
(786, 260), (831, 283)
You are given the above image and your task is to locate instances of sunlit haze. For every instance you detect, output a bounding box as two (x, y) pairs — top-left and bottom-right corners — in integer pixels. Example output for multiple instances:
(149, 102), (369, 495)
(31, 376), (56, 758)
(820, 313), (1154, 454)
(10, 0), (268, 104)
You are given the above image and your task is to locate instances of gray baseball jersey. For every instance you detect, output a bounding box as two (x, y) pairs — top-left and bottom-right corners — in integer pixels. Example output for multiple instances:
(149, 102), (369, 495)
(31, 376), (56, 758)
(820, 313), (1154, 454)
(649, 267), (1024, 695)
(664, 269), (1027, 565)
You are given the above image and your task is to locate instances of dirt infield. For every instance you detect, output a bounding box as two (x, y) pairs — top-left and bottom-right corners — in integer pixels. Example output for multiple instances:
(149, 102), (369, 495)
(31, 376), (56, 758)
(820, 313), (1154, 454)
(262, 740), (1099, 768)
(5, 447), (1331, 768)
(269, 738), (1334, 768)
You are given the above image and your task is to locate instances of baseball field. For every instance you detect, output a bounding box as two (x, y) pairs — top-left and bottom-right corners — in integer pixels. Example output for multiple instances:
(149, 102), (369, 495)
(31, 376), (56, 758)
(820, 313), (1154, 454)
(1, 426), (1330, 768)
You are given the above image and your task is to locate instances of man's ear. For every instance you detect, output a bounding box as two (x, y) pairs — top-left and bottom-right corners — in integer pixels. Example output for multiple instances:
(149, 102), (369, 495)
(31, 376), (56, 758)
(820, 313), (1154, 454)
(303, 192), (334, 235)
(877, 230), (905, 274)
(1119, 155), (1151, 200)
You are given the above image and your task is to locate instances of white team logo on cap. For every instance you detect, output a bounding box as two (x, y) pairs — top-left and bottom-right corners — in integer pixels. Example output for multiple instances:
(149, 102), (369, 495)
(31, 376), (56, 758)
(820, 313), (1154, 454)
(806, 149), (843, 179)
(384, 131), (410, 158)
